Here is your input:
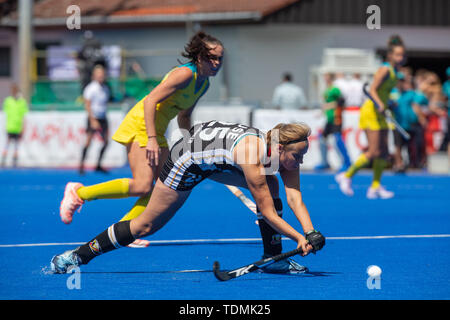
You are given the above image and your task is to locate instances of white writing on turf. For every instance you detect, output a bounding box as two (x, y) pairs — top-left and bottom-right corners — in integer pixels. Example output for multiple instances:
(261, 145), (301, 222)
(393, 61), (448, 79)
(66, 266), (81, 290)
(367, 275), (381, 290)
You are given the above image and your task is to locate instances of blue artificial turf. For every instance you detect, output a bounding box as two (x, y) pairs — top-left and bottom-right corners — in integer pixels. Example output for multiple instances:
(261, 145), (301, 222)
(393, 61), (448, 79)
(0, 167), (449, 300)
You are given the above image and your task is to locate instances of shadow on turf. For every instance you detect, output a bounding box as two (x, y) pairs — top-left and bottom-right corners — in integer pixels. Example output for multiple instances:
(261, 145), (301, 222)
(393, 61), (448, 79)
(302, 271), (341, 277)
(79, 270), (341, 278)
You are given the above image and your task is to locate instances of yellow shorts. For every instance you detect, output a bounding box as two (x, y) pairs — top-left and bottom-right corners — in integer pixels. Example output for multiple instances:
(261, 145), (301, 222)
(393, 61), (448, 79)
(112, 100), (169, 148)
(359, 99), (389, 131)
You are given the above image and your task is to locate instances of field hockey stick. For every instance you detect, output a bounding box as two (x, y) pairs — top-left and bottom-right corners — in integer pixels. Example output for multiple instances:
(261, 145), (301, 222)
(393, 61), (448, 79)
(225, 185), (257, 214)
(213, 247), (303, 281)
(363, 83), (411, 140)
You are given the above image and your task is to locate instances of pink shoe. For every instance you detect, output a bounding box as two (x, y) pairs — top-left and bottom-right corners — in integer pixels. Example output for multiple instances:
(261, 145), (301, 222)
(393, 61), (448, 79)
(366, 186), (394, 199)
(335, 172), (354, 196)
(127, 239), (151, 248)
(60, 182), (84, 224)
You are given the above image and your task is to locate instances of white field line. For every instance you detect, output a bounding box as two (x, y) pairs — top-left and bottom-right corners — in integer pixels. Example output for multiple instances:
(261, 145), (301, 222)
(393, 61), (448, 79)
(0, 234), (450, 248)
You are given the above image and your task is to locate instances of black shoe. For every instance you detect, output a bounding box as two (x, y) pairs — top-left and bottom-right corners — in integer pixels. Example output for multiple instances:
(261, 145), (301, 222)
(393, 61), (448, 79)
(95, 165), (108, 173)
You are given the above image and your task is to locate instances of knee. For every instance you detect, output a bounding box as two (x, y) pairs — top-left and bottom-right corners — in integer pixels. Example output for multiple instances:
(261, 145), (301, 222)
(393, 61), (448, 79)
(134, 222), (153, 238)
(367, 149), (381, 159)
(130, 179), (153, 196)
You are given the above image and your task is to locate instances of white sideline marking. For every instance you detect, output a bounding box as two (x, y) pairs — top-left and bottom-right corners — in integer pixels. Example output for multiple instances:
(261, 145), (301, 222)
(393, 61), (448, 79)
(0, 234), (449, 248)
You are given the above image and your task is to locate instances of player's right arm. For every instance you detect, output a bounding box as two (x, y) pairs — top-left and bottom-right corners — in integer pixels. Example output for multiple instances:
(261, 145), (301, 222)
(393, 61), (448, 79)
(143, 67), (193, 166)
(370, 66), (390, 112)
(236, 137), (311, 255)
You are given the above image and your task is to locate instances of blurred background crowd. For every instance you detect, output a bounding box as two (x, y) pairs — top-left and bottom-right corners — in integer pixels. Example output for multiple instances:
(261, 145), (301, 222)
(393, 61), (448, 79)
(0, 0), (449, 173)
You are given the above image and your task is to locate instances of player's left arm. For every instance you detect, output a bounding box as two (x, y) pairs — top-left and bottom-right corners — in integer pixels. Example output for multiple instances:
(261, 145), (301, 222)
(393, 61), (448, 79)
(280, 167), (326, 253)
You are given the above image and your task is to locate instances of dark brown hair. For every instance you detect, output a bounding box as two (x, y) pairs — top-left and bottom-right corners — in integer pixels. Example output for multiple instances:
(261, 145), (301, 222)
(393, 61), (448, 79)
(387, 34), (404, 53)
(180, 31), (223, 65)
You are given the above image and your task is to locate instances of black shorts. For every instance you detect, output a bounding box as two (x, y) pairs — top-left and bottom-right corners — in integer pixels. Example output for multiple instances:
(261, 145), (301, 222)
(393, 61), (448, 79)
(394, 129), (410, 147)
(322, 122), (342, 138)
(86, 117), (108, 137)
(159, 154), (212, 191)
(158, 138), (245, 192)
(7, 133), (21, 140)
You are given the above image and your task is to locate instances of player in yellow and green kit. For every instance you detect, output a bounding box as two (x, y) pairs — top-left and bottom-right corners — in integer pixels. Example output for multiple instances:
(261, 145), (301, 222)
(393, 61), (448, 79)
(336, 35), (406, 199)
(59, 31), (224, 247)
(1, 84), (28, 167)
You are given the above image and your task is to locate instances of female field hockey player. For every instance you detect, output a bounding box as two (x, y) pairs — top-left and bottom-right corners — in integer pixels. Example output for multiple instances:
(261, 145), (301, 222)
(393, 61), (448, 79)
(59, 31), (223, 246)
(336, 35), (406, 199)
(51, 121), (325, 274)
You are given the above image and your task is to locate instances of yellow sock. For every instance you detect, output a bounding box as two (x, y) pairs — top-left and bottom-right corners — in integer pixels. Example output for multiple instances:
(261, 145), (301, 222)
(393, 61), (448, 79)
(345, 153), (370, 178)
(76, 178), (130, 201)
(371, 158), (387, 189)
(120, 194), (151, 221)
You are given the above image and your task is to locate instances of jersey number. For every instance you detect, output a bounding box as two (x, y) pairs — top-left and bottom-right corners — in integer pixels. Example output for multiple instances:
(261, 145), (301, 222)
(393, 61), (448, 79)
(199, 127), (230, 141)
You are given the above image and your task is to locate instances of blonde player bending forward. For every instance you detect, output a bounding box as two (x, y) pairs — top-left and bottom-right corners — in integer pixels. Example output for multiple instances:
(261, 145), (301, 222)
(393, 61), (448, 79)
(51, 121), (325, 273)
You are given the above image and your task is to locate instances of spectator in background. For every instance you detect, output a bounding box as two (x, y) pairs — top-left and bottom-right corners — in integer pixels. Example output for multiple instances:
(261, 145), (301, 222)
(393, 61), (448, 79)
(391, 72), (417, 172)
(345, 73), (365, 107)
(1, 84), (28, 167)
(443, 67), (450, 107)
(333, 73), (352, 106)
(410, 70), (430, 168)
(410, 70), (446, 168)
(400, 66), (413, 85)
(272, 73), (307, 109)
(426, 71), (449, 165)
(441, 67), (450, 168)
(413, 69), (429, 94)
(79, 65), (110, 175)
(77, 31), (107, 92)
(315, 73), (351, 171)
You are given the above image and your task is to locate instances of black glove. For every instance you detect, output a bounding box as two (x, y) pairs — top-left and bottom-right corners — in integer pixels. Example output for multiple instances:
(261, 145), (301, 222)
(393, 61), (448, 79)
(305, 230), (325, 253)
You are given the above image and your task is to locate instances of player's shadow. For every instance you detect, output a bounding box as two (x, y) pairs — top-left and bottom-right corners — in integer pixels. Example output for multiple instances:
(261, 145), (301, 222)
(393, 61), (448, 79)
(80, 270), (211, 274)
(78, 270), (340, 278)
(264, 270), (341, 278)
(215, 270), (342, 282)
(302, 270), (341, 277)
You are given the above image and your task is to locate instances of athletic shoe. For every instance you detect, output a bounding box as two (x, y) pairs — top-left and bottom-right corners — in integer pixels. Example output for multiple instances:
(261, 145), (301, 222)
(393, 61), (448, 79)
(366, 185), (395, 199)
(60, 182), (84, 224)
(50, 249), (82, 274)
(127, 239), (151, 248)
(95, 165), (109, 174)
(335, 172), (354, 196)
(261, 257), (308, 274)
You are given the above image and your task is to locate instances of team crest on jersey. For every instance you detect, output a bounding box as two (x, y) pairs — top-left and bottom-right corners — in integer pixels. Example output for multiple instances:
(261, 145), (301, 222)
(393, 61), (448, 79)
(89, 239), (102, 255)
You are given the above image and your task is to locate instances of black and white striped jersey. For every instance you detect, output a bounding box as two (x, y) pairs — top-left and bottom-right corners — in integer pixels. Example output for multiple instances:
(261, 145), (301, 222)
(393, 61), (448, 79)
(160, 120), (266, 191)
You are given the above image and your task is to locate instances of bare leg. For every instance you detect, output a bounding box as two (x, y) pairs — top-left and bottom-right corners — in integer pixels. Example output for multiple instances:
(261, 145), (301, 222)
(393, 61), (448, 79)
(1, 137), (10, 167)
(68, 180), (190, 268)
(130, 179), (191, 238)
(364, 129), (381, 160)
(126, 141), (169, 197)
